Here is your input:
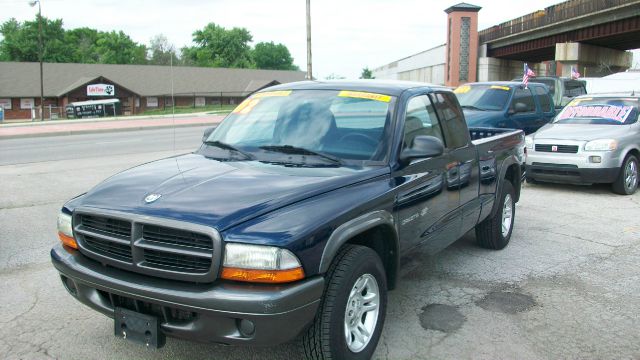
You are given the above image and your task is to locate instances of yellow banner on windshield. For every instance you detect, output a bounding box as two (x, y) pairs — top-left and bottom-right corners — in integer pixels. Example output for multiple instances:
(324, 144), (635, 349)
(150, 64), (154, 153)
(338, 91), (391, 103)
(454, 85), (471, 94)
(490, 85), (511, 91)
(252, 90), (292, 98)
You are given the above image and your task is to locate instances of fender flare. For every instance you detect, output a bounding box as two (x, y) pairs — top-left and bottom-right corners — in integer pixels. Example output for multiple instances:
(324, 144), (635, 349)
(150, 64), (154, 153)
(318, 210), (398, 275)
(491, 155), (521, 217)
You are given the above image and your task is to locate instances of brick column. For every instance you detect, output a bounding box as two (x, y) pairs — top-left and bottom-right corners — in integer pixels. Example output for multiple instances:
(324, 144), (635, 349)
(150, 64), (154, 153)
(444, 3), (481, 87)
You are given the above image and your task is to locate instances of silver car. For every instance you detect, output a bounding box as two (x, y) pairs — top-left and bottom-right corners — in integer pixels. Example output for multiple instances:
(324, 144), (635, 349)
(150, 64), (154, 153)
(525, 94), (639, 195)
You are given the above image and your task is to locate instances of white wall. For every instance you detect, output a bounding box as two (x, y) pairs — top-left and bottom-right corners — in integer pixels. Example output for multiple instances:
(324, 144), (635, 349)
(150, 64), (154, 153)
(373, 44), (446, 85)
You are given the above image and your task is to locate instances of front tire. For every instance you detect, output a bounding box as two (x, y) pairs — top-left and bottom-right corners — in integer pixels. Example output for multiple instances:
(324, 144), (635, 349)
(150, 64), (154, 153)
(301, 245), (387, 360)
(612, 155), (638, 195)
(475, 180), (516, 250)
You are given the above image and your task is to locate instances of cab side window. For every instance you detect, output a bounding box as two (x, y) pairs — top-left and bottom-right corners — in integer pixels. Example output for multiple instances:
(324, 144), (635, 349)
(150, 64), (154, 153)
(510, 88), (536, 113)
(535, 86), (553, 112)
(403, 95), (444, 149)
(431, 92), (469, 149)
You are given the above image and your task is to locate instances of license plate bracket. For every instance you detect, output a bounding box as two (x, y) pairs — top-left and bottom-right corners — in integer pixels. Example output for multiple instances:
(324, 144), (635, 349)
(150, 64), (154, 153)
(114, 307), (166, 348)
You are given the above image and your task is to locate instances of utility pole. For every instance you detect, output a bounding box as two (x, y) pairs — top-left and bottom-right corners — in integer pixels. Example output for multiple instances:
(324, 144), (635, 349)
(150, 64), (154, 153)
(29, 0), (44, 121)
(306, 0), (312, 80)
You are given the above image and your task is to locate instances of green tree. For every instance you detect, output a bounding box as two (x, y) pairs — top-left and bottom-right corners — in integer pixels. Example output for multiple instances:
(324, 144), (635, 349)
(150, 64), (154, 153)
(94, 31), (147, 64)
(0, 16), (71, 62)
(252, 41), (298, 70)
(360, 67), (374, 79)
(64, 27), (100, 63)
(148, 34), (179, 65)
(182, 23), (253, 68)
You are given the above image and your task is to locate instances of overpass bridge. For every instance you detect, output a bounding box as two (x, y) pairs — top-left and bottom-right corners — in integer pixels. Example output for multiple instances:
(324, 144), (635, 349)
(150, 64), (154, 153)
(477, 0), (640, 80)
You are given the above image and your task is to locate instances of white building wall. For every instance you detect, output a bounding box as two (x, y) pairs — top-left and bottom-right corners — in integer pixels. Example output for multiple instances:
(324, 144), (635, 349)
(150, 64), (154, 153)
(373, 44), (446, 85)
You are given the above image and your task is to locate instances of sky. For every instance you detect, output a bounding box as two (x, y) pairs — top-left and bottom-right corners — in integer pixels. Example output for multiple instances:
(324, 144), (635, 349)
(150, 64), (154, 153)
(1, 0), (639, 79)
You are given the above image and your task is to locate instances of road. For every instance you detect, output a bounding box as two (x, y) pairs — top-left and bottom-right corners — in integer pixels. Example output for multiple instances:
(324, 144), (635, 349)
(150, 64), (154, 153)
(1, 128), (639, 359)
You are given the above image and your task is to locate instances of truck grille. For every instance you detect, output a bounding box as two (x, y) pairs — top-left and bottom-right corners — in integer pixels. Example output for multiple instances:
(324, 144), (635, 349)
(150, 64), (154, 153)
(142, 224), (213, 250)
(535, 144), (579, 153)
(83, 234), (132, 261)
(73, 210), (221, 282)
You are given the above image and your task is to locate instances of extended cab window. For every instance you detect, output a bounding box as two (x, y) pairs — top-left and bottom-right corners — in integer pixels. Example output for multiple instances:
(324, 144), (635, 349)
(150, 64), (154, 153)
(510, 87), (535, 113)
(432, 92), (469, 149)
(403, 95), (444, 148)
(535, 86), (552, 113)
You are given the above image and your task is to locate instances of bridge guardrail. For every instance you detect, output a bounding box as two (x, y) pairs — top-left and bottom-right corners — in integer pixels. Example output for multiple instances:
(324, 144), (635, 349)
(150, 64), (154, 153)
(479, 0), (635, 43)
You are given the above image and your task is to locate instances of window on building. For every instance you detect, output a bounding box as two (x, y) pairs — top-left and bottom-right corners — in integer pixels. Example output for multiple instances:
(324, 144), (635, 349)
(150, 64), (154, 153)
(0, 98), (11, 110)
(146, 97), (158, 107)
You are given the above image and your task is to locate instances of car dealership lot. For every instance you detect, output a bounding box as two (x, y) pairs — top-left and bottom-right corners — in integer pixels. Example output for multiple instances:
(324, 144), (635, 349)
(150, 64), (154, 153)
(1, 129), (639, 360)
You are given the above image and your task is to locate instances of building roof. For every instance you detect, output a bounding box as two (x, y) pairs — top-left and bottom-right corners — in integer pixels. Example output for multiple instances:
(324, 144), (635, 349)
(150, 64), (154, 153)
(444, 3), (482, 14)
(0, 62), (306, 98)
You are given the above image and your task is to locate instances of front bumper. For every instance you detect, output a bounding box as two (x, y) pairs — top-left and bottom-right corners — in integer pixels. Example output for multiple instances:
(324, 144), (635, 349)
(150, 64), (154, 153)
(526, 144), (622, 184)
(526, 163), (619, 184)
(51, 244), (323, 346)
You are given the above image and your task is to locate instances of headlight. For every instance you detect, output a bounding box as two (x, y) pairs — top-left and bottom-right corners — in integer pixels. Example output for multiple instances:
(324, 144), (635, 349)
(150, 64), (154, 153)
(525, 136), (534, 150)
(221, 243), (305, 283)
(584, 139), (617, 151)
(57, 212), (78, 249)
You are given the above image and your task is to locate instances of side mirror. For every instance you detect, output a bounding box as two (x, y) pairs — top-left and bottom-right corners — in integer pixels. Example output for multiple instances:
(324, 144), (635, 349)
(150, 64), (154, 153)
(202, 127), (215, 142)
(400, 135), (445, 165)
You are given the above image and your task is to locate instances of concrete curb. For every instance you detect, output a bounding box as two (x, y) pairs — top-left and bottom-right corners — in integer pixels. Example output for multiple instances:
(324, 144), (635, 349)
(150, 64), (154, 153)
(0, 121), (218, 140)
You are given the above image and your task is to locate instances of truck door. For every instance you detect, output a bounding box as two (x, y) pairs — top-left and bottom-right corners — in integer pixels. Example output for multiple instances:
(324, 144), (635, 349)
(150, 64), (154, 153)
(431, 92), (480, 237)
(394, 94), (461, 254)
(507, 87), (540, 134)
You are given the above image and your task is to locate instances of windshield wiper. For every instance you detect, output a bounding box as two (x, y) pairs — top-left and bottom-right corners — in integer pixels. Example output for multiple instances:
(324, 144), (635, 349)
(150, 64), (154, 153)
(259, 145), (343, 165)
(204, 140), (254, 160)
(461, 105), (486, 111)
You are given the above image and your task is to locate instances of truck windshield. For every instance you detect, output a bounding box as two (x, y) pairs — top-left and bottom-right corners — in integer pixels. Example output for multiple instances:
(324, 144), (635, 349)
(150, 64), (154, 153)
(205, 89), (394, 162)
(454, 85), (511, 111)
(554, 97), (639, 125)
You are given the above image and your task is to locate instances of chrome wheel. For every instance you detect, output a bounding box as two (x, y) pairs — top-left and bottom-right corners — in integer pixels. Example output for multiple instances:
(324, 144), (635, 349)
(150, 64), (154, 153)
(344, 273), (380, 353)
(624, 159), (638, 191)
(501, 194), (513, 238)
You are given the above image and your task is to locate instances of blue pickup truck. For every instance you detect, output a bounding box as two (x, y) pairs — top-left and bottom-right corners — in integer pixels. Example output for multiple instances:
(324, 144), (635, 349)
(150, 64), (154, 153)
(455, 81), (556, 134)
(52, 80), (525, 359)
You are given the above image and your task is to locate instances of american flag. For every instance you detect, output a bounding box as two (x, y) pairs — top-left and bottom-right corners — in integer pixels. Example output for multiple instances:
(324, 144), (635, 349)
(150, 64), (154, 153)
(571, 66), (581, 79)
(522, 63), (535, 89)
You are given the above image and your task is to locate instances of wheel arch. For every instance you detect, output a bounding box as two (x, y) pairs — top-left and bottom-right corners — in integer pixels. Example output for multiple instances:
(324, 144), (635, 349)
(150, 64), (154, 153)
(491, 156), (521, 217)
(319, 210), (400, 290)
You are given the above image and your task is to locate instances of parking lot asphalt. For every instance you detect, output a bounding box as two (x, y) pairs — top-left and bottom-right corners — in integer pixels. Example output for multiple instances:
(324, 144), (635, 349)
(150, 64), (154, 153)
(1, 128), (639, 360)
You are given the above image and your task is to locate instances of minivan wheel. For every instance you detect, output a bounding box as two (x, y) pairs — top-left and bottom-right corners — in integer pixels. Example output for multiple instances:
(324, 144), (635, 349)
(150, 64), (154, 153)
(612, 155), (638, 195)
(301, 245), (387, 360)
(475, 180), (516, 250)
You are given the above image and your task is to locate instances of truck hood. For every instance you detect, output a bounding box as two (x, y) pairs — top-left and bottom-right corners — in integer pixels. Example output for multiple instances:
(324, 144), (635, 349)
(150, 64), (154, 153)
(532, 123), (627, 141)
(75, 153), (386, 231)
(463, 109), (502, 127)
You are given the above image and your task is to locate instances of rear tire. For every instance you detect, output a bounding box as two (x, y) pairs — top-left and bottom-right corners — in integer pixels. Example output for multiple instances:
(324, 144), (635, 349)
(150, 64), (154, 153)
(301, 245), (387, 360)
(475, 180), (516, 250)
(525, 176), (538, 184)
(612, 155), (638, 195)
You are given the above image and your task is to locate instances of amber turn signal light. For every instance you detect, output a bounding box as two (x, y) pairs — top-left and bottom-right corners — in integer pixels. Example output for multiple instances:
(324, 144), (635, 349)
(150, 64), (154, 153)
(58, 232), (78, 250)
(221, 267), (305, 284)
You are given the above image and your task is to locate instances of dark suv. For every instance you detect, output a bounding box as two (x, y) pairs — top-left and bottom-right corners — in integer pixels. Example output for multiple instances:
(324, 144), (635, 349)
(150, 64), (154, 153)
(455, 81), (555, 134)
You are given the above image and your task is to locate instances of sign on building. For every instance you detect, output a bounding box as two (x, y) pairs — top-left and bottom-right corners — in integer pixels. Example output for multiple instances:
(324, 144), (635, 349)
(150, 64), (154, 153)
(0, 98), (11, 110)
(195, 97), (206, 107)
(146, 97), (158, 107)
(87, 84), (116, 97)
(20, 98), (35, 109)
